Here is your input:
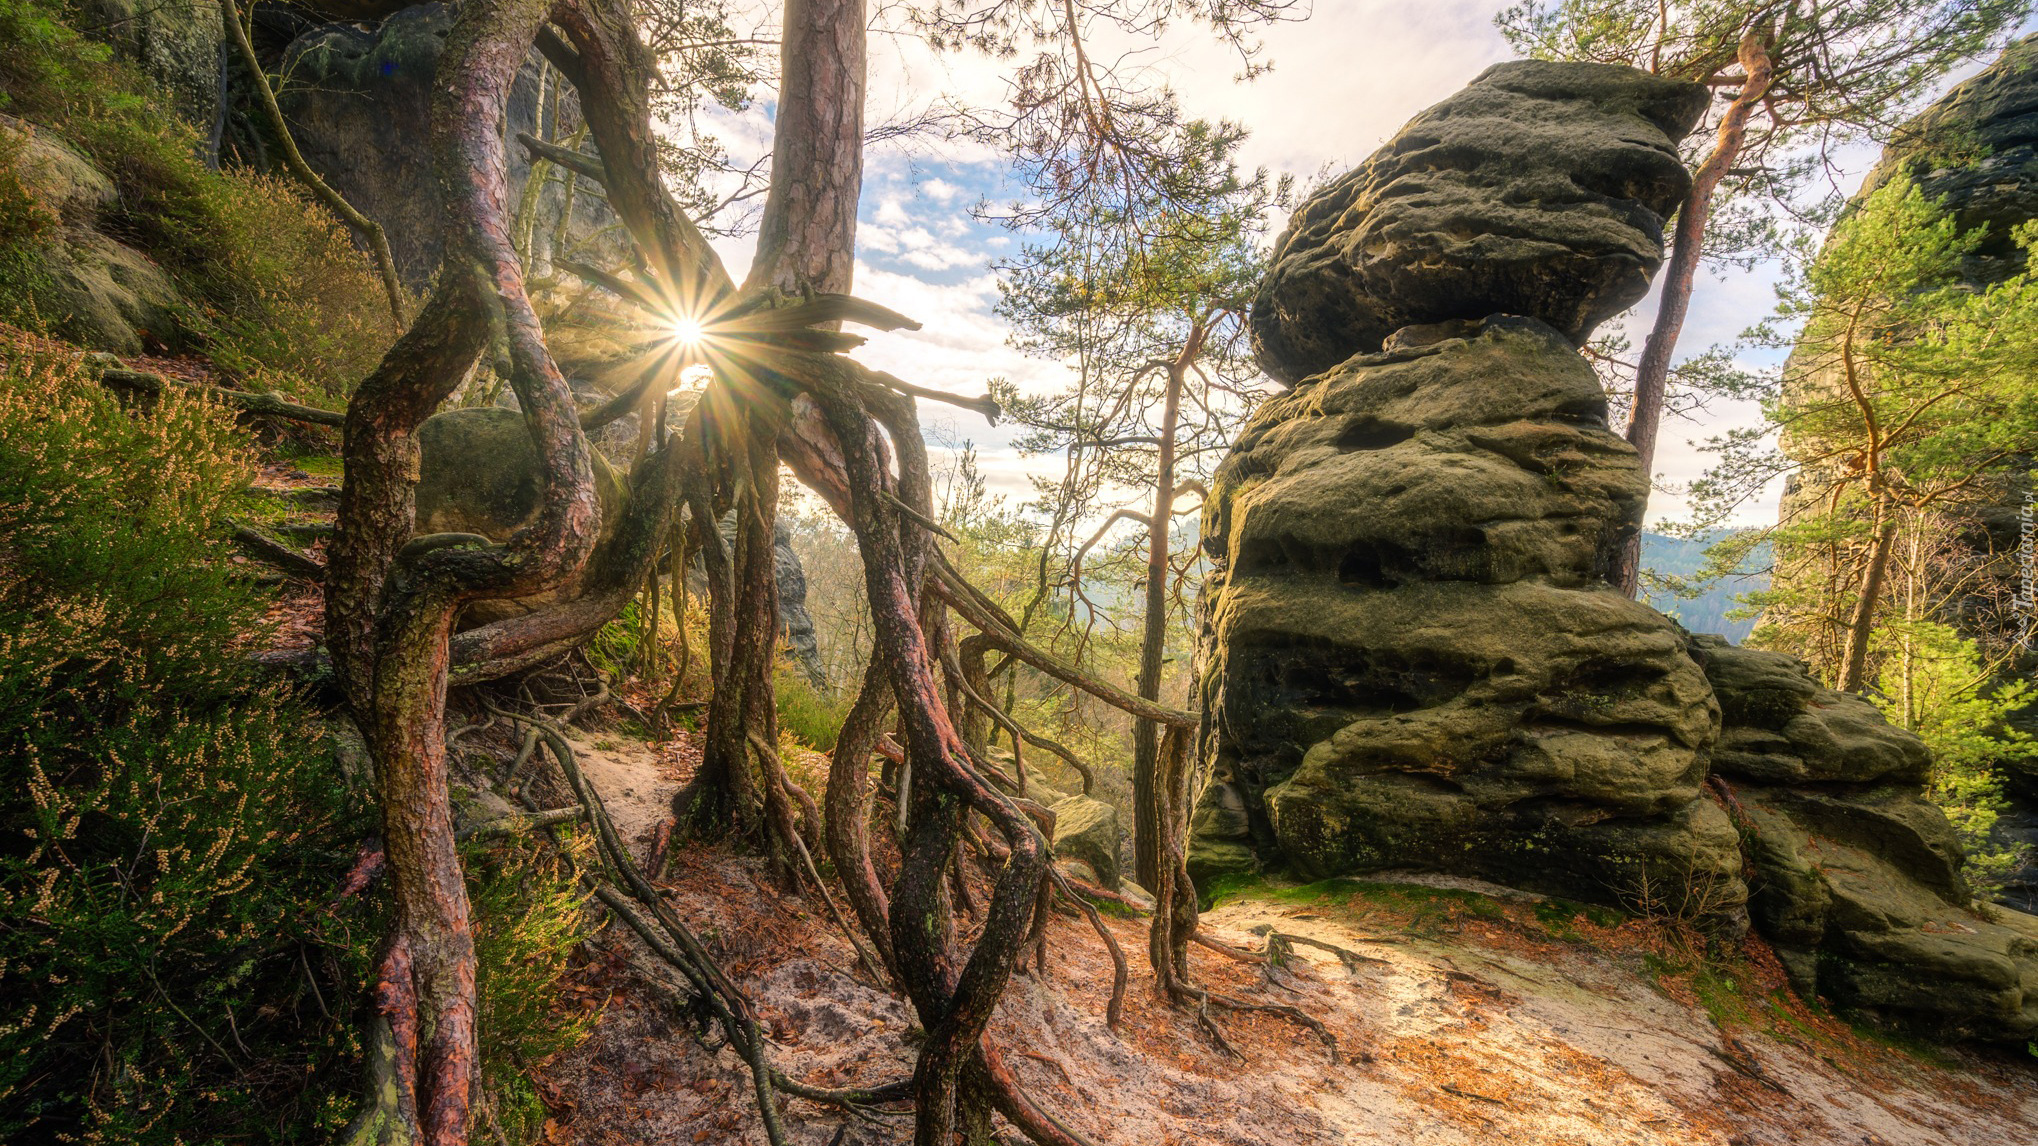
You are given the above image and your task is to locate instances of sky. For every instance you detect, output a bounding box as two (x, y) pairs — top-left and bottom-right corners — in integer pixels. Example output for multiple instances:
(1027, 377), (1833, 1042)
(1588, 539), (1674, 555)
(693, 0), (2015, 531)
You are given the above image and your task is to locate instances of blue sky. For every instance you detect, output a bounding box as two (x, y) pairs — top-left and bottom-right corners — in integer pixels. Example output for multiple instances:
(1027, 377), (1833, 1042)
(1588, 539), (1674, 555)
(698, 0), (2021, 529)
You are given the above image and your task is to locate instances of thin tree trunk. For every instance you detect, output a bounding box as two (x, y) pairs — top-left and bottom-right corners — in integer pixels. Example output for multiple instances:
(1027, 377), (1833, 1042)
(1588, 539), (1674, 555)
(1615, 32), (1774, 596)
(744, 0), (866, 296)
(218, 0), (408, 329)
(1836, 492), (1899, 692)
(1133, 324), (1203, 892)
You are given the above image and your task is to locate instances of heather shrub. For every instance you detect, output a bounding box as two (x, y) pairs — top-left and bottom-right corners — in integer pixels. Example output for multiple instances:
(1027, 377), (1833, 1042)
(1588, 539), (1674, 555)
(0, 338), (366, 1142)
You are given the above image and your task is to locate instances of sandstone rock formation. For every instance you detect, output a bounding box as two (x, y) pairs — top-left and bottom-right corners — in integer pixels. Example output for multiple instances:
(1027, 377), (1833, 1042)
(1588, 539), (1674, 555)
(1193, 315), (1744, 917)
(1249, 61), (1707, 385)
(1194, 57), (2038, 1043)
(0, 116), (183, 355)
(1696, 636), (2038, 1043)
(277, 3), (624, 289)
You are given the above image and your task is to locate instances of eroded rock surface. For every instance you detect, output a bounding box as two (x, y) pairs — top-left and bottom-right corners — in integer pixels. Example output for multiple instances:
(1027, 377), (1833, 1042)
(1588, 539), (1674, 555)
(1697, 636), (2038, 1043)
(1249, 61), (1706, 384)
(1193, 316), (1743, 918)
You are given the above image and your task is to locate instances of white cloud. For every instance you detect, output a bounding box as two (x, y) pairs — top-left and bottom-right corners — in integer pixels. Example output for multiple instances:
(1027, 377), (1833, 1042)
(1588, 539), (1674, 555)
(719, 0), (2024, 525)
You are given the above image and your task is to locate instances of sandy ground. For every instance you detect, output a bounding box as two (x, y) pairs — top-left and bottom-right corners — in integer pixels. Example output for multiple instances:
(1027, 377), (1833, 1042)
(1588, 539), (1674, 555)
(537, 737), (2038, 1146)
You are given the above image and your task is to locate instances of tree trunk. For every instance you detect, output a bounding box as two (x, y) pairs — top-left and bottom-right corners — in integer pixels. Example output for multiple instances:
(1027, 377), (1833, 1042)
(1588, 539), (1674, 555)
(1133, 325), (1202, 892)
(744, 0), (865, 297)
(328, 0), (600, 1140)
(1836, 492), (1899, 692)
(1614, 32), (1774, 597)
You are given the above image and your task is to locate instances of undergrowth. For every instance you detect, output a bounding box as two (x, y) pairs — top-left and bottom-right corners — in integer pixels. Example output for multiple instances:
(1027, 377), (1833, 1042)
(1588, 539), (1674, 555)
(0, 337), (596, 1142)
(0, 335), (367, 1142)
(0, 0), (397, 400)
(466, 833), (600, 1143)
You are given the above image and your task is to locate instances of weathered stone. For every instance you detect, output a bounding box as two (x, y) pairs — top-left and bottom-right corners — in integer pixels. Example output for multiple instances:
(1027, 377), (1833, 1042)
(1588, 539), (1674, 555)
(1050, 795), (1121, 892)
(1195, 317), (1745, 919)
(1249, 61), (1707, 384)
(278, 4), (625, 290)
(0, 117), (186, 355)
(413, 406), (629, 626)
(77, 0), (223, 132)
(1699, 636), (2038, 1043)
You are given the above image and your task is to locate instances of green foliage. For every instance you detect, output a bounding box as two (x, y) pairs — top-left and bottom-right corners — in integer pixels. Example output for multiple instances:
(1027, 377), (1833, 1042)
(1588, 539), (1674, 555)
(0, 338), (368, 1142)
(1871, 623), (2034, 892)
(466, 835), (598, 1143)
(776, 664), (850, 751)
(1688, 177), (2038, 678)
(0, 0), (395, 398)
(169, 171), (403, 404)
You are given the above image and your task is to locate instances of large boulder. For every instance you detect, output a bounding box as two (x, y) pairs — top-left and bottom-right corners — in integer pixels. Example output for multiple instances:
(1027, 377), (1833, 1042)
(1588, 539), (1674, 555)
(0, 117), (185, 355)
(1049, 795), (1122, 891)
(1696, 636), (2038, 1043)
(1193, 316), (1745, 921)
(414, 406), (630, 626)
(277, 3), (626, 290)
(1249, 61), (1707, 384)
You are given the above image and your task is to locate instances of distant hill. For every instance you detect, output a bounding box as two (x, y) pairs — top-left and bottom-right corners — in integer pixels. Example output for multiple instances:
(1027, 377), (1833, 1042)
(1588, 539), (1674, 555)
(1639, 531), (1768, 644)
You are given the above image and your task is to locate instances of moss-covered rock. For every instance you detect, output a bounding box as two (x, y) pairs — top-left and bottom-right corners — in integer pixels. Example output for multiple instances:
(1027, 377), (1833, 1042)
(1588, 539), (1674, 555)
(1049, 795), (1121, 891)
(1248, 61), (1707, 384)
(1194, 317), (1745, 922)
(1700, 636), (2038, 1043)
(414, 406), (628, 625)
(0, 116), (184, 354)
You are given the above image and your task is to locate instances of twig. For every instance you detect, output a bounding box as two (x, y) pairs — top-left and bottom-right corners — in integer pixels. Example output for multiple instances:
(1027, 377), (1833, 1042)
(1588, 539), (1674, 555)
(98, 361), (346, 427)
(229, 521), (326, 580)
(220, 0), (407, 328)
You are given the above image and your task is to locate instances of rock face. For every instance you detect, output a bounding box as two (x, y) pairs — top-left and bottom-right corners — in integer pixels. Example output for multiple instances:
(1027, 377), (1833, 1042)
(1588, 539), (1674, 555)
(1196, 57), (2038, 1044)
(278, 3), (623, 289)
(1193, 315), (1743, 917)
(0, 116), (184, 355)
(1697, 636), (2038, 1043)
(77, 0), (222, 132)
(1249, 61), (1707, 385)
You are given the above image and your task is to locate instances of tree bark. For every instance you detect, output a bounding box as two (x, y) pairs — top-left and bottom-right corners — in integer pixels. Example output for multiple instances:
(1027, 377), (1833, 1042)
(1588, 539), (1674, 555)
(744, 0), (866, 296)
(1132, 323), (1203, 892)
(328, 1), (600, 1140)
(1836, 492), (1899, 692)
(1615, 31), (1774, 597)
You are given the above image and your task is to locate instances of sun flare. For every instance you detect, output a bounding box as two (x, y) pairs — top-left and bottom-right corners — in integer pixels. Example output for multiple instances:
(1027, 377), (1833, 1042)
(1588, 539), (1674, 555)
(667, 316), (706, 346)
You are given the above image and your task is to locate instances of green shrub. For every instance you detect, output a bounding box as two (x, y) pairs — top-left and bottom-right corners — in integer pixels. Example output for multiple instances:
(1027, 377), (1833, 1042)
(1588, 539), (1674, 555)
(0, 0), (397, 398)
(466, 835), (598, 1143)
(0, 337), (369, 1142)
(174, 171), (401, 405)
(776, 664), (850, 751)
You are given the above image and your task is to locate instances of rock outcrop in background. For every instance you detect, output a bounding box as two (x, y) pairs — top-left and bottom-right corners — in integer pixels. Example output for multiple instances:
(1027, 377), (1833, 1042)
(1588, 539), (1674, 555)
(1195, 59), (2038, 1044)
(1776, 34), (2038, 914)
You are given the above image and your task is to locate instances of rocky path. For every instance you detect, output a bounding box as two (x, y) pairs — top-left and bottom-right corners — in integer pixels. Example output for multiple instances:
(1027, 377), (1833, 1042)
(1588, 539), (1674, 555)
(537, 738), (2038, 1146)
